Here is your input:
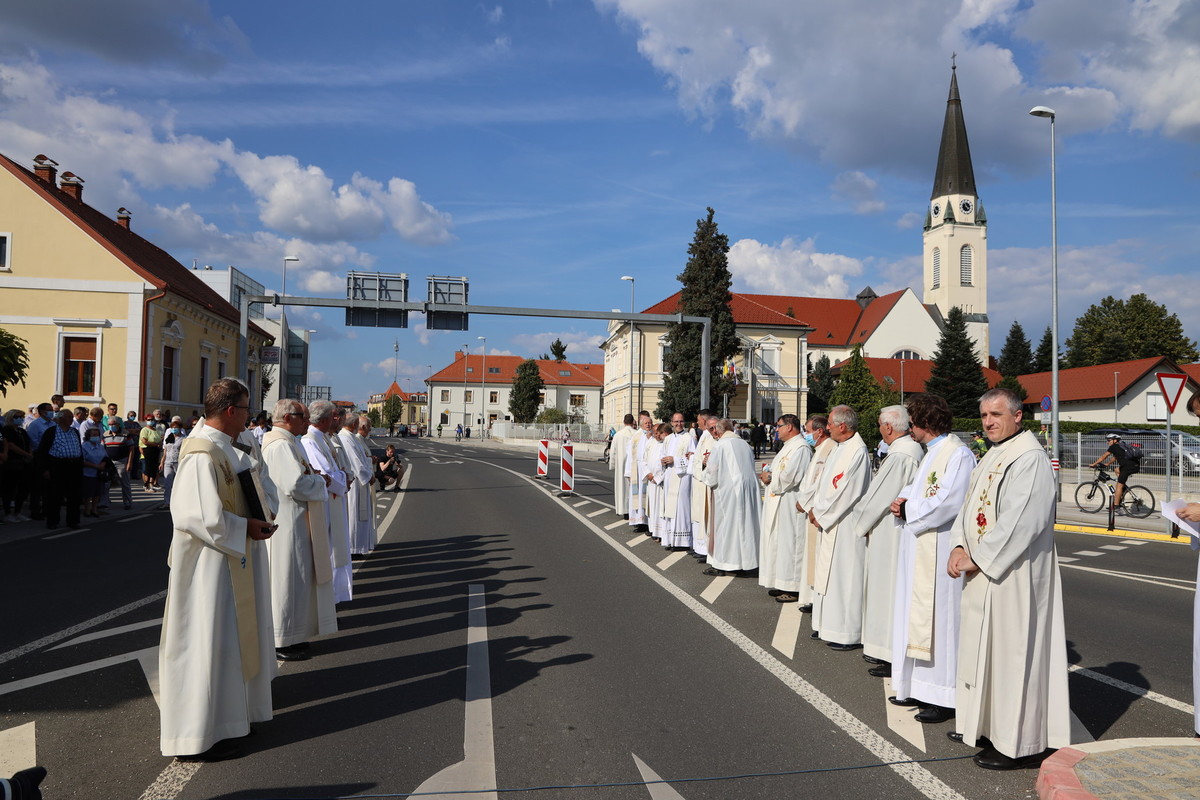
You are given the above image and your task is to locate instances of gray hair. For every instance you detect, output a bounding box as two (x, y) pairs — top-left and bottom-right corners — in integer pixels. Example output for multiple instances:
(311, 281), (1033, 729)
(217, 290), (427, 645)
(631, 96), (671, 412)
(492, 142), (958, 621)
(979, 387), (1022, 414)
(879, 405), (910, 432)
(271, 398), (303, 424)
(55, 409), (73, 422)
(342, 412), (360, 429)
(716, 418), (736, 433)
(829, 405), (859, 431)
(309, 399), (336, 423)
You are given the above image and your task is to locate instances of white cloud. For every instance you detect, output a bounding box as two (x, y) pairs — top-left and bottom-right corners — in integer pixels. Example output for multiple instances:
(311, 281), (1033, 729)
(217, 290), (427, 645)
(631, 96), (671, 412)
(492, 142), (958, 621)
(302, 270), (343, 293)
(510, 330), (607, 358)
(486, 5), (505, 25)
(830, 171), (885, 214)
(728, 237), (863, 297)
(895, 212), (923, 230)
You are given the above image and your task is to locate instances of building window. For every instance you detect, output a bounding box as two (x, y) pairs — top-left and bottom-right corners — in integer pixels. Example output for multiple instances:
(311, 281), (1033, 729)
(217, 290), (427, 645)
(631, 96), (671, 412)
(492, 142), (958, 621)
(488, 366), (501, 374)
(440, 389), (450, 402)
(489, 391), (499, 403)
(199, 356), (210, 401)
(218, 361), (226, 379)
(62, 336), (97, 396)
(959, 245), (973, 286)
(538, 392), (545, 405)
(0, 233), (9, 270)
(466, 367), (474, 373)
(558, 370), (571, 376)
(464, 390), (473, 403)
(892, 350), (920, 360)
(932, 247), (941, 289)
(162, 345), (177, 401)
(570, 394), (584, 407)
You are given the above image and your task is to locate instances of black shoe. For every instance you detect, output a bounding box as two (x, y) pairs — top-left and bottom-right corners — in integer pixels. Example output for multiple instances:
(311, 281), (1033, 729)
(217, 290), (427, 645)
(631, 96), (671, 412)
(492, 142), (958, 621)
(798, 603), (813, 613)
(767, 588), (784, 597)
(810, 631), (821, 639)
(691, 553), (707, 561)
(826, 641), (862, 651)
(622, 513), (629, 520)
(889, 696), (920, 707)
(862, 655), (887, 665)
(736, 569), (758, 578)
(276, 646), (310, 662)
(702, 567), (729, 576)
(868, 664), (892, 678)
(947, 731), (964, 743)
(176, 738), (242, 763)
(972, 747), (1053, 771)
(915, 705), (956, 724)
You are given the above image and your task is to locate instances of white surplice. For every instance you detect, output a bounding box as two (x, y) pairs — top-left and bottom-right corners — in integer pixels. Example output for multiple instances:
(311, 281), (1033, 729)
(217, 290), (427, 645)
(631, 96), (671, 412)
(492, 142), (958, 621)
(159, 425), (276, 757)
(950, 430), (1070, 759)
(689, 429), (715, 556)
(627, 429), (652, 527)
(852, 435), (922, 661)
(699, 432), (761, 571)
(338, 428), (376, 554)
(758, 435), (812, 593)
(262, 429), (336, 648)
(810, 432), (871, 645)
(796, 436), (837, 604)
(643, 437), (666, 537)
(890, 434), (974, 707)
(302, 426), (352, 603)
(610, 425), (636, 516)
(659, 431), (693, 548)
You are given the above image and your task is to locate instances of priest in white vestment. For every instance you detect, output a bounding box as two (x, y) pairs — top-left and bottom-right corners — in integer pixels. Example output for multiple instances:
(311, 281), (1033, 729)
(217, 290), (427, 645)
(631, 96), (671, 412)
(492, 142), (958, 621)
(1178, 390), (1200, 737)
(853, 406), (922, 665)
(757, 414), (811, 602)
(159, 378), (277, 761)
(302, 401), (352, 603)
(358, 416), (381, 540)
(338, 412), (376, 555)
(657, 413), (694, 550)
(699, 419), (760, 575)
(610, 414), (636, 518)
(643, 424), (668, 538)
(688, 411), (717, 558)
(626, 413), (654, 532)
(795, 415), (835, 608)
(948, 388), (1069, 770)
(808, 405), (871, 649)
(888, 393), (974, 721)
(262, 400), (336, 661)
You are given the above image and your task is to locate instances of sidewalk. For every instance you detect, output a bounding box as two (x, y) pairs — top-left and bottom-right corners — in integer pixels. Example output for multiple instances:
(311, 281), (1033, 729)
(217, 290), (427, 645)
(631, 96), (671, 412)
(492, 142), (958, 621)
(0, 484), (168, 546)
(1039, 738), (1200, 800)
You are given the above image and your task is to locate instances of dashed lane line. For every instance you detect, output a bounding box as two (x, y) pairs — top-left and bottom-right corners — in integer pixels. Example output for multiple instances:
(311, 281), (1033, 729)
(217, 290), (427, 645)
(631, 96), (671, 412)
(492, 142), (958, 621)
(770, 602), (804, 660)
(883, 678), (926, 753)
(1058, 557), (1079, 563)
(1069, 664), (1194, 716)
(699, 576), (734, 605)
(572, 500), (591, 508)
(1072, 550), (1106, 557)
(0, 591), (166, 666)
(44, 527), (91, 540)
(655, 550), (688, 571)
(586, 508), (608, 518)
(626, 534), (648, 548)
(605, 520), (626, 531)
(1099, 545), (1127, 551)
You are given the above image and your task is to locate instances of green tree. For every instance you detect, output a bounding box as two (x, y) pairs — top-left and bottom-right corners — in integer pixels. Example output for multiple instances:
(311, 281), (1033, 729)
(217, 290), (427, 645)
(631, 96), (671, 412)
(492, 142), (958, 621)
(997, 321), (1034, 376)
(549, 338), (567, 362)
(367, 408), (381, 427)
(382, 394), (404, 426)
(0, 328), (30, 397)
(509, 359), (544, 423)
(536, 407), (568, 424)
(1065, 293), (1199, 367)
(996, 373), (1028, 402)
(829, 345), (888, 447)
(807, 353), (835, 414)
(1033, 325), (1055, 373)
(258, 363), (275, 406)
(925, 307), (989, 418)
(656, 207), (739, 419)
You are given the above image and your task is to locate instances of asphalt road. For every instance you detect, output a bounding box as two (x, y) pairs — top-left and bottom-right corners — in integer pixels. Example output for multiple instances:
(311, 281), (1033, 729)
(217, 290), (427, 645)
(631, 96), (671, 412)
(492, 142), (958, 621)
(1, 436), (1196, 800)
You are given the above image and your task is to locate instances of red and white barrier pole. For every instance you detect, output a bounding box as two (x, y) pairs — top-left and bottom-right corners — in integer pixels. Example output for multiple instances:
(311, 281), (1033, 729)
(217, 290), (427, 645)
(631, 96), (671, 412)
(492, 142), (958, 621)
(536, 439), (549, 478)
(560, 444), (575, 495)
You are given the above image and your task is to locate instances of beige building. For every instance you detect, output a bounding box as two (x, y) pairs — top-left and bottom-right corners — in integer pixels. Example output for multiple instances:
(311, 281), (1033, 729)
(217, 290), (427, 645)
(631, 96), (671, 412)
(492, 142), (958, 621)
(368, 381), (427, 428)
(0, 153), (270, 417)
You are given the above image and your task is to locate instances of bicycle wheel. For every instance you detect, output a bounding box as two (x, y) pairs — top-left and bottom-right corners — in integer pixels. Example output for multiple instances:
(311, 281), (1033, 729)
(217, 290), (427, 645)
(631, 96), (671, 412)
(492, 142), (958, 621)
(1074, 481), (1105, 513)
(1123, 485), (1155, 518)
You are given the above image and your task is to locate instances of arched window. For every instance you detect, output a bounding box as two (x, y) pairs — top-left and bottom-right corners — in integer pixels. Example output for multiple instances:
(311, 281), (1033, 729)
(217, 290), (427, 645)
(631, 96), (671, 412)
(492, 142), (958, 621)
(892, 350), (920, 360)
(931, 247), (941, 289)
(960, 244), (973, 286)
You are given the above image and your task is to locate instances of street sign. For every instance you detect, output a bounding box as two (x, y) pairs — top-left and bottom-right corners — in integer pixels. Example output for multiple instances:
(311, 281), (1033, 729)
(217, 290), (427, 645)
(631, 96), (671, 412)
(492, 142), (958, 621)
(1039, 411), (1051, 424)
(260, 345), (280, 364)
(1156, 372), (1189, 413)
(1040, 395), (1052, 412)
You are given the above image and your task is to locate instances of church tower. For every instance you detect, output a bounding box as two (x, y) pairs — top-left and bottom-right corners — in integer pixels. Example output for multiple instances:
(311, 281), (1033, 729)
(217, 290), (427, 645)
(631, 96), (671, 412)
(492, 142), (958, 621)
(923, 62), (989, 360)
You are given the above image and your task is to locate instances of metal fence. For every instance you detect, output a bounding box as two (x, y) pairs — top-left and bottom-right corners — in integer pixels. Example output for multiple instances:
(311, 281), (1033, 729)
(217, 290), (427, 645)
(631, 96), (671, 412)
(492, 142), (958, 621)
(490, 421), (609, 444)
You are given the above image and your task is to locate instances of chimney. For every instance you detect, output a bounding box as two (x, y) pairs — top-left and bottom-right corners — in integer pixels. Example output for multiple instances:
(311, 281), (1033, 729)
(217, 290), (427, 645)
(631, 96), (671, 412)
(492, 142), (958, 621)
(455, 350), (465, 361)
(116, 207), (131, 230)
(32, 154), (58, 185)
(59, 171), (84, 201)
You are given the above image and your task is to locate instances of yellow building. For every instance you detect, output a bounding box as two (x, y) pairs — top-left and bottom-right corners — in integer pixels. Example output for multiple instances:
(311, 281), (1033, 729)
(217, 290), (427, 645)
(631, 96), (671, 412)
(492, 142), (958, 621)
(368, 381), (427, 428)
(0, 153), (270, 417)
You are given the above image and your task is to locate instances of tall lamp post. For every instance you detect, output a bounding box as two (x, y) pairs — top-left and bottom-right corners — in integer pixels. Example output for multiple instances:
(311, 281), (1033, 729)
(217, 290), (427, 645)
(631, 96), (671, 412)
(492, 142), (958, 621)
(461, 343), (469, 432)
(1029, 105), (1059, 492)
(281, 255), (299, 303)
(478, 335), (487, 432)
(425, 364), (433, 436)
(621, 275), (635, 413)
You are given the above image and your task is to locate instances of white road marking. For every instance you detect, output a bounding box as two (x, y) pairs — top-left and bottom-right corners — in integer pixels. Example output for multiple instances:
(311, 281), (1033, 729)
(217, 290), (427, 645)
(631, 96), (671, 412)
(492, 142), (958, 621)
(1072, 550), (1106, 557)
(0, 647), (158, 698)
(125, 514), (151, 522)
(626, 534), (648, 547)
(656, 551), (688, 571)
(632, 753), (686, 799)
(1099, 545), (1127, 551)
(699, 576), (734, 604)
(49, 617), (161, 650)
(883, 678), (925, 752)
(1070, 711), (1095, 744)
(0, 590), (166, 666)
(1120, 539), (1149, 545)
(1069, 664), (1194, 716)
(0, 721), (36, 774)
(770, 603), (804, 660)
(44, 528), (90, 540)
(587, 508), (607, 518)
(407, 584), (497, 799)
(605, 520), (626, 531)
(1060, 563), (1195, 592)
(1058, 557), (1079, 563)
(572, 500), (590, 508)
(137, 761), (202, 800)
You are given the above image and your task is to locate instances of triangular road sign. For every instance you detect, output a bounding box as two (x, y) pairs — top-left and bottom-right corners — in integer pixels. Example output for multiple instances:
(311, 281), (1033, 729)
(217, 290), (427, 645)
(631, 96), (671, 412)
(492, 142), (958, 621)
(1156, 372), (1189, 413)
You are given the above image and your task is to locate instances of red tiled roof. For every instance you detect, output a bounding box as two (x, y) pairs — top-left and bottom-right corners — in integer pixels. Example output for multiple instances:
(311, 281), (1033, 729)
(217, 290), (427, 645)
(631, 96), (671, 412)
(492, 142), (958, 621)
(0, 153), (267, 337)
(832, 356), (1002, 393)
(430, 355), (604, 386)
(643, 289), (908, 345)
(1018, 357), (1193, 403)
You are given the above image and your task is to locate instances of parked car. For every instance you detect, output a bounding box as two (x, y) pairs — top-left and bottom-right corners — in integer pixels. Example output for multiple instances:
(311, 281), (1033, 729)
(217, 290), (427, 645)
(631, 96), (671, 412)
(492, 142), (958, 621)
(1084, 427), (1200, 475)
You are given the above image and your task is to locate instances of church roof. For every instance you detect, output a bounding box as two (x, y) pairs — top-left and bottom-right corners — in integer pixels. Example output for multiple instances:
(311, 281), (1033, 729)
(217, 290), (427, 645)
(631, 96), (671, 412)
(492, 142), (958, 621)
(430, 354), (604, 387)
(1018, 357), (1190, 403)
(930, 65), (977, 201)
(833, 356), (1002, 393)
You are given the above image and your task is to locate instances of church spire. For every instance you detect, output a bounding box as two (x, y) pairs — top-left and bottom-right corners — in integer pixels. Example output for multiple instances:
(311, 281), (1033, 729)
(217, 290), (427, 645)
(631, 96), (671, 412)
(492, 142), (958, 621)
(930, 61), (976, 200)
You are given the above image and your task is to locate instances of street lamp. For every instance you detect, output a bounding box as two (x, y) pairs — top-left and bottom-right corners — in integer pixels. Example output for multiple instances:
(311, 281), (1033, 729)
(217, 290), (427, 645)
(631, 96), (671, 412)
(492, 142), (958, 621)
(461, 343), (469, 433)
(478, 335), (487, 433)
(281, 255), (299, 303)
(621, 275), (636, 413)
(393, 339), (399, 386)
(1029, 105), (1059, 491)
(425, 364), (433, 436)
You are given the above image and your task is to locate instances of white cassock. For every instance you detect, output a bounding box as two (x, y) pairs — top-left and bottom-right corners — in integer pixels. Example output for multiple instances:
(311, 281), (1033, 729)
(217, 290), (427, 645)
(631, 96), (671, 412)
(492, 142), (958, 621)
(159, 425), (276, 756)
(610, 425), (636, 516)
(627, 430), (652, 527)
(1193, 536), (1200, 735)
(810, 432), (871, 645)
(699, 432), (760, 572)
(950, 430), (1070, 759)
(338, 427), (375, 554)
(302, 426), (352, 603)
(262, 429), (336, 648)
(796, 436), (837, 605)
(659, 430), (693, 549)
(689, 429), (715, 557)
(852, 435), (923, 662)
(358, 431), (380, 542)
(643, 436), (666, 537)
(758, 435), (812, 593)
(891, 434), (974, 707)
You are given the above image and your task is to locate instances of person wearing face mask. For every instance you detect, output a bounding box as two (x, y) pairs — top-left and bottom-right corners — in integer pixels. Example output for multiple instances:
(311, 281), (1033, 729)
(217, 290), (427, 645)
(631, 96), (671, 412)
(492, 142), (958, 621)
(80, 427), (108, 517)
(1, 409), (34, 522)
(160, 416), (186, 508)
(140, 417), (164, 491)
(25, 403), (56, 521)
(102, 416), (135, 511)
(36, 410), (84, 529)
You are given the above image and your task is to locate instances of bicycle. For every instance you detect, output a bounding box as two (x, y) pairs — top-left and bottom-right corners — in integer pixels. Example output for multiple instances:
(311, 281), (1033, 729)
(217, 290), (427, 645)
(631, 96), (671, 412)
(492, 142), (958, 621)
(1074, 468), (1155, 518)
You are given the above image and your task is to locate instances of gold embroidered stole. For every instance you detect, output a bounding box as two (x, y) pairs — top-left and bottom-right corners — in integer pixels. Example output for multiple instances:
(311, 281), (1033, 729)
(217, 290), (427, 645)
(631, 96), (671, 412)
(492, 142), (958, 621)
(264, 429), (332, 585)
(963, 431), (1044, 551)
(663, 432), (690, 509)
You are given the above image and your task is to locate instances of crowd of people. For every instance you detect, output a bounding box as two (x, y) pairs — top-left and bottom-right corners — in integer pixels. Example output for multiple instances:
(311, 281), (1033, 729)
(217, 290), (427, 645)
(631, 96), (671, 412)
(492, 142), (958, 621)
(610, 388), (1077, 771)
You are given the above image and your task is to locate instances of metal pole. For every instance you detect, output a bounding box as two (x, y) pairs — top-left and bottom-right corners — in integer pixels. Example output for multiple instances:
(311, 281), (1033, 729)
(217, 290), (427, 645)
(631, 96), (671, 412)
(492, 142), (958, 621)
(478, 335), (486, 430)
(425, 365), (432, 436)
(462, 343), (469, 431)
(239, 294), (250, 385)
(1049, 113), (1061, 499)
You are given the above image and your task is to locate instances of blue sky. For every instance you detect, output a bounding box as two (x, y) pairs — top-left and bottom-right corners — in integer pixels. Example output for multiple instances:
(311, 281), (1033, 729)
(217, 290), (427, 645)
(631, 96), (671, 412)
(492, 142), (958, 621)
(2, 0), (1198, 404)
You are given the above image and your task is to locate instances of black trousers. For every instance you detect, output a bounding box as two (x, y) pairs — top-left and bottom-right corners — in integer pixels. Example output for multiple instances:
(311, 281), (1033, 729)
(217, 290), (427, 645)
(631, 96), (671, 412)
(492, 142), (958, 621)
(44, 457), (83, 528)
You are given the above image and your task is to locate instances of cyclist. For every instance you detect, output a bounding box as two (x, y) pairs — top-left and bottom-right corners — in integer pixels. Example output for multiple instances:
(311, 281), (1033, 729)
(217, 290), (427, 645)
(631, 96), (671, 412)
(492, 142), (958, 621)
(1089, 433), (1138, 514)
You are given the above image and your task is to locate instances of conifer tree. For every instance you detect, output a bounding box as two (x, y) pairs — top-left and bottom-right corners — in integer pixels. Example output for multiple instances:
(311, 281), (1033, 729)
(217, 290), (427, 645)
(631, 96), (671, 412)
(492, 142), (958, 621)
(828, 345), (888, 447)
(807, 353), (835, 414)
(925, 307), (989, 417)
(1033, 325), (1055, 373)
(996, 373), (1028, 402)
(656, 207), (739, 419)
(549, 338), (567, 362)
(997, 321), (1034, 376)
(509, 359), (544, 423)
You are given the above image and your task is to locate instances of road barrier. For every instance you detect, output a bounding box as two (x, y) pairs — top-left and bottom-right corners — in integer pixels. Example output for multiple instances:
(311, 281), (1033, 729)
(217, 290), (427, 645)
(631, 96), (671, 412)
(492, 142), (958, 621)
(536, 440), (549, 478)
(560, 445), (574, 494)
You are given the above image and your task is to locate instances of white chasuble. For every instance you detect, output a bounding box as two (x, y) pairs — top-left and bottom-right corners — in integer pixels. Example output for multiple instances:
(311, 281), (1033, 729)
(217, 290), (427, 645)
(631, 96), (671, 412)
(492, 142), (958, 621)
(659, 431), (693, 548)
(852, 435), (922, 661)
(810, 433), (871, 645)
(699, 432), (761, 572)
(758, 436), (812, 593)
(262, 429), (336, 648)
(302, 427), (352, 603)
(951, 430), (1070, 759)
(890, 434), (974, 707)
(626, 430), (652, 526)
(610, 426), (636, 515)
(159, 425), (276, 757)
(797, 437), (837, 601)
(644, 437), (666, 537)
(689, 430), (715, 556)
(338, 428), (376, 554)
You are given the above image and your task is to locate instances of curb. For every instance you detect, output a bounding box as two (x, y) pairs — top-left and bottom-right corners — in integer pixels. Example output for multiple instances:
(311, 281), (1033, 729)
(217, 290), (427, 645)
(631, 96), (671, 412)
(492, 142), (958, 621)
(1038, 738), (1200, 800)
(1053, 522), (1186, 543)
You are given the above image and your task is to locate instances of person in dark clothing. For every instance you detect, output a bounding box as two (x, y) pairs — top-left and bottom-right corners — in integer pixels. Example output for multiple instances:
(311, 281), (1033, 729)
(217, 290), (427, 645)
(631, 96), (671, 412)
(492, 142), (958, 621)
(37, 410), (84, 529)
